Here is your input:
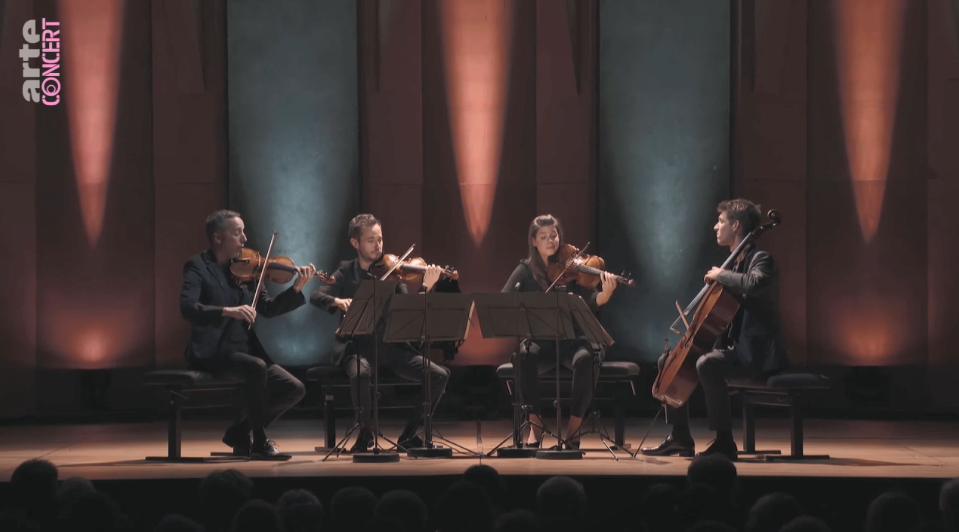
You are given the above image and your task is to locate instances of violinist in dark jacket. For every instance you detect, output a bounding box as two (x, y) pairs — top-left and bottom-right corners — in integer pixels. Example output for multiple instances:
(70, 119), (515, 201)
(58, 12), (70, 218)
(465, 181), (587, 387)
(641, 199), (788, 461)
(180, 210), (316, 460)
(310, 214), (450, 452)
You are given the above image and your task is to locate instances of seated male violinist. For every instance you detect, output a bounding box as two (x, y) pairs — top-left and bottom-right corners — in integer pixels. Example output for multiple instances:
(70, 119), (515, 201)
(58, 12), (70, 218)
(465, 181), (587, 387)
(642, 199), (788, 461)
(180, 209), (316, 460)
(310, 214), (450, 452)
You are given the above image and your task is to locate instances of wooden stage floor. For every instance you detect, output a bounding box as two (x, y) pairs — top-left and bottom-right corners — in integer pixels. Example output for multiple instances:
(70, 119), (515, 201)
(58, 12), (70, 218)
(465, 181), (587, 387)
(2, 418), (959, 482)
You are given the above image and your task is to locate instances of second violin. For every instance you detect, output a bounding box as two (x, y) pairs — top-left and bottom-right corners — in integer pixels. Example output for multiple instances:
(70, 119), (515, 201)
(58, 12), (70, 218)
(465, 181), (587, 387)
(547, 243), (635, 289)
(370, 250), (459, 286)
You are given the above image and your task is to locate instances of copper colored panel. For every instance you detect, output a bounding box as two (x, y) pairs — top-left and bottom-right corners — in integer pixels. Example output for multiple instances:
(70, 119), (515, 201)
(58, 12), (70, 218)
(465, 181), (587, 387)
(365, 184), (422, 264)
(928, 178), (959, 410)
(0, 183), (36, 416)
(740, 97), (806, 182)
(536, 183), (591, 253)
(0, 0), (35, 184)
(737, 179), (806, 367)
(807, 179), (926, 366)
(362, 0), (422, 186)
(155, 184), (222, 368)
(537, 0), (592, 186)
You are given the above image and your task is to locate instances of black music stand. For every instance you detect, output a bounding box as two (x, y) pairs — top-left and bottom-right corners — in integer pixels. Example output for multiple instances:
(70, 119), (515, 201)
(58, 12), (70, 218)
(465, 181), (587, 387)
(473, 292), (581, 459)
(561, 295), (623, 459)
(384, 293), (477, 458)
(322, 278), (403, 463)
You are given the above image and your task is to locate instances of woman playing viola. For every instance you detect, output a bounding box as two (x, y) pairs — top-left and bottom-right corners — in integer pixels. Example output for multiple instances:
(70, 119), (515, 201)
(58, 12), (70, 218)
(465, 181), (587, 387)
(502, 214), (619, 450)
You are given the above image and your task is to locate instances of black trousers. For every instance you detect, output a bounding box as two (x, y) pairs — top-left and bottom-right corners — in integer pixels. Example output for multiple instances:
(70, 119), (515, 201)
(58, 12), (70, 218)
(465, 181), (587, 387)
(515, 339), (599, 419)
(658, 349), (759, 434)
(192, 352), (306, 433)
(340, 339), (450, 430)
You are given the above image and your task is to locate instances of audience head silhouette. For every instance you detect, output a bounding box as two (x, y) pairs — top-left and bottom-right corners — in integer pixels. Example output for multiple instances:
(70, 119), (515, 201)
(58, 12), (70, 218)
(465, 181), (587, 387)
(745, 492), (804, 532)
(275, 489), (324, 532)
(865, 490), (921, 532)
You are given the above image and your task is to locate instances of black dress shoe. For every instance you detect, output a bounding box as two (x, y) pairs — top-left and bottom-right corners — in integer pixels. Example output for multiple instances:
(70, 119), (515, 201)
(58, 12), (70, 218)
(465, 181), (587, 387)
(396, 421), (419, 448)
(640, 435), (695, 457)
(399, 435), (424, 450)
(350, 429), (373, 453)
(222, 424), (252, 456)
(697, 438), (738, 461)
(251, 440), (291, 461)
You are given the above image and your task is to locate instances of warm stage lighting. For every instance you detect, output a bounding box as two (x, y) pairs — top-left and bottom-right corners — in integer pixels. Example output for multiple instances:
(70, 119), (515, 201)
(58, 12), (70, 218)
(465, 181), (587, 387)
(59, 0), (124, 247)
(439, 0), (513, 246)
(832, 0), (906, 242)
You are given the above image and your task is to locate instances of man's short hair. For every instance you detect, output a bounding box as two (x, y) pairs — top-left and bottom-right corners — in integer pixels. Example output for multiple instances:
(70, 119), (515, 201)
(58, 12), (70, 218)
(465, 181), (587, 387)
(348, 214), (380, 241)
(717, 199), (761, 235)
(205, 210), (241, 244)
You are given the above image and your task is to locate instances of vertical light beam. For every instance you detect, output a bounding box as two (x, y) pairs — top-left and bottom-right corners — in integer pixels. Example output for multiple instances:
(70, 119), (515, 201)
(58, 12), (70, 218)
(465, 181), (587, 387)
(832, 0), (906, 242)
(59, 0), (124, 247)
(439, 0), (512, 245)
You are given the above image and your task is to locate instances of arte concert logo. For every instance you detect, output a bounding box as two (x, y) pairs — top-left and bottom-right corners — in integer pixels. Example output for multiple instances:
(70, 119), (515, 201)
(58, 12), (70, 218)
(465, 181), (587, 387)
(21, 19), (61, 106)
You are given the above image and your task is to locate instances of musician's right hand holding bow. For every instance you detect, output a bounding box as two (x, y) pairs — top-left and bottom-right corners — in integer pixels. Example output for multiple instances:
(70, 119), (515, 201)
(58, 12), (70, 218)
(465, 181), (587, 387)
(333, 298), (351, 312)
(223, 305), (257, 324)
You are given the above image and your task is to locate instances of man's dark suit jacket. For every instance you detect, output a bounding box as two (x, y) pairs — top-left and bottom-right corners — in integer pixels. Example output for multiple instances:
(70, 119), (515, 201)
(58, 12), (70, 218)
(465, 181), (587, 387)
(180, 250), (306, 364)
(715, 246), (788, 376)
(310, 258), (423, 366)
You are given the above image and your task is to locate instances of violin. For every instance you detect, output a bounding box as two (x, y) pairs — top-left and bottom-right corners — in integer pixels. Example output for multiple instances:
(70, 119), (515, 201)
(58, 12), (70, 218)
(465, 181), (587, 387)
(546, 243), (635, 290)
(651, 210), (781, 408)
(230, 247), (334, 285)
(369, 250), (459, 285)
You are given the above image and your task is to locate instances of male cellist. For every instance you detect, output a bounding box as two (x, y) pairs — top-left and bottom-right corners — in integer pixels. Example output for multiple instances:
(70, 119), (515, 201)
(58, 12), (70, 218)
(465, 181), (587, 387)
(641, 199), (788, 461)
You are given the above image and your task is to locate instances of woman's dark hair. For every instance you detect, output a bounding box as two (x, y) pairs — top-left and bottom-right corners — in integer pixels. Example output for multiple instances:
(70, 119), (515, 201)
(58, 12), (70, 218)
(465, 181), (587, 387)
(527, 214), (563, 290)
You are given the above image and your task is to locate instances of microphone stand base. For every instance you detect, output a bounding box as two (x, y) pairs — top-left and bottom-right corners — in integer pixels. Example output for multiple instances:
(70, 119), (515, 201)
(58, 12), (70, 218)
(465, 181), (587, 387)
(495, 447), (540, 459)
(535, 449), (584, 460)
(352, 451), (400, 463)
(407, 446), (453, 458)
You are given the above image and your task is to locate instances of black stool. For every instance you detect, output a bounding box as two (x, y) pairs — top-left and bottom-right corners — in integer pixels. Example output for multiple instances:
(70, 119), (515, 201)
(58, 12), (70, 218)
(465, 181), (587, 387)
(731, 372), (831, 461)
(143, 370), (246, 462)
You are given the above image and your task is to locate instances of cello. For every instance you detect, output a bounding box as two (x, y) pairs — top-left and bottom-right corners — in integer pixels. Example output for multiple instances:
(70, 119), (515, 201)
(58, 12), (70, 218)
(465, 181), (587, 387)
(650, 210), (781, 408)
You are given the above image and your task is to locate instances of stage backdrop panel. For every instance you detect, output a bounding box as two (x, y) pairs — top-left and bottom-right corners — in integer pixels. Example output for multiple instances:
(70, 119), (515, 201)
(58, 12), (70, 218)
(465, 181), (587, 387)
(227, 0), (359, 366)
(597, 0), (731, 362)
(35, 0), (156, 370)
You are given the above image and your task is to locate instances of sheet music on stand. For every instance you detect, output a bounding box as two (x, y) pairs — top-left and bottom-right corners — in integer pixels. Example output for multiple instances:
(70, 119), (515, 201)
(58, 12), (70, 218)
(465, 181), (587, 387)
(383, 294), (475, 343)
(472, 292), (577, 341)
(335, 279), (400, 338)
(564, 294), (615, 350)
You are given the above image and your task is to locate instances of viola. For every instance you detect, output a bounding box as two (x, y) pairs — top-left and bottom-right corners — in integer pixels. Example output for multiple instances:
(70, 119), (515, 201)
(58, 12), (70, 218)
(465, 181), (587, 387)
(230, 247), (334, 285)
(650, 210), (781, 408)
(546, 243), (635, 290)
(370, 252), (459, 286)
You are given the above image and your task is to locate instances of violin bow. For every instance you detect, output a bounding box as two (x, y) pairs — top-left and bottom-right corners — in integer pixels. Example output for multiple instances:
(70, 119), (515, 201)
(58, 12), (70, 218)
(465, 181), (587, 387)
(376, 243), (415, 281)
(248, 231), (278, 328)
(545, 242), (589, 293)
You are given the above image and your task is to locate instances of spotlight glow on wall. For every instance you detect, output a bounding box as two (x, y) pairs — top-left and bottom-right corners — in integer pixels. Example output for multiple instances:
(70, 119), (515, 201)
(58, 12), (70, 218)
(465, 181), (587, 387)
(59, 0), (124, 247)
(832, 0), (906, 242)
(439, 0), (513, 246)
